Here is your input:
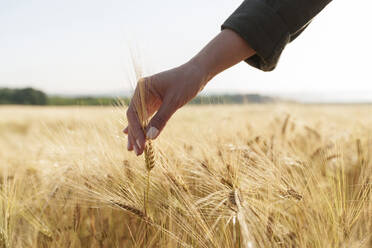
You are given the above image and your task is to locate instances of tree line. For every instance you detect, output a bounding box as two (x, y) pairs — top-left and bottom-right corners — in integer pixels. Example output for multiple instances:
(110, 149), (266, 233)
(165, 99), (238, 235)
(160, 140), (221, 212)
(0, 88), (123, 106)
(0, 88), (48, 105)
(0, 87), (275, 106)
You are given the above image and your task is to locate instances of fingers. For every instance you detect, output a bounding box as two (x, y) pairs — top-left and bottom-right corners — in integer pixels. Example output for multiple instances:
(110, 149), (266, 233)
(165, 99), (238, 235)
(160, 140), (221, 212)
(124, 75), (176, 154)
(126, 107), (146, 156)
(123, 127), (131, 150)
(123, 126), (128, 134)
(127, 133), (134, 151)
(145, 99), (176, 140)
(124, 126), (134, 151)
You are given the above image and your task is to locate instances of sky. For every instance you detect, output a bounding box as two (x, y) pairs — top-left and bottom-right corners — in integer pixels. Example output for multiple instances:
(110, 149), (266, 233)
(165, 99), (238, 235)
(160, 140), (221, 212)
(0, 0), (371, 102)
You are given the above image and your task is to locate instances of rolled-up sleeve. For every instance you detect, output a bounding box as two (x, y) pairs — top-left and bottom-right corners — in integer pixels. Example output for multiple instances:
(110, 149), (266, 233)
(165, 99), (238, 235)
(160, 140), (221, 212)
(222, 0), (332, 71)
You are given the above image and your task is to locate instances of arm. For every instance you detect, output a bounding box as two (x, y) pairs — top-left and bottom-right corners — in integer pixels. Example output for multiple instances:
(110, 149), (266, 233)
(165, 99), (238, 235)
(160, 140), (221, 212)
(125, 0), (332, 156)
(190, 29), (256, 84)
(125, 29), (255, 155)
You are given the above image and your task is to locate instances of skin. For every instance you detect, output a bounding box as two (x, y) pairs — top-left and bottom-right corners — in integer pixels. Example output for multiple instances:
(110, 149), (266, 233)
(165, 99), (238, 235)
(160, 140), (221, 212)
(124, 29), (256, 155)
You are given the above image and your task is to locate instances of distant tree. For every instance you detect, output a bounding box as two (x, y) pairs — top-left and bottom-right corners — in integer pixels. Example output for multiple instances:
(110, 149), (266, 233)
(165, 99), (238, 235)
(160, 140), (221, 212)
(0, 87), (47, 105)
(0, 88), (12, 104)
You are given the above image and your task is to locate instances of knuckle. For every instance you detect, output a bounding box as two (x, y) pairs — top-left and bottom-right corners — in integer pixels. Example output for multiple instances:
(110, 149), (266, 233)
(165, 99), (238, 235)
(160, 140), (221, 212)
(133, 128), (142, 137)
(152, 114), (167, 128)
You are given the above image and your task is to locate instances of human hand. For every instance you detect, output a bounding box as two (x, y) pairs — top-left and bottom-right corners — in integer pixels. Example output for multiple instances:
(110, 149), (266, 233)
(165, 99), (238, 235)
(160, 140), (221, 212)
(123, 62), (207, 156)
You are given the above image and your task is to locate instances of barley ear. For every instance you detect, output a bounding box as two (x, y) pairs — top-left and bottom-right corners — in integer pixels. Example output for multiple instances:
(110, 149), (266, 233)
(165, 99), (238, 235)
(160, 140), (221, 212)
(145, 140), (155, 171)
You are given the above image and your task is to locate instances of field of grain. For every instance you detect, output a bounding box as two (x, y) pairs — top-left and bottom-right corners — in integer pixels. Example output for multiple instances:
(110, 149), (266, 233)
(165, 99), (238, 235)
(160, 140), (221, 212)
(0, 104), (371, 247)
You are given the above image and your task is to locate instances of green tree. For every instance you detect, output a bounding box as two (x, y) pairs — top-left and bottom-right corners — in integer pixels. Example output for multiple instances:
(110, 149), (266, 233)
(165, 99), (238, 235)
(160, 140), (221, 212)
(0, 87), (47, 105)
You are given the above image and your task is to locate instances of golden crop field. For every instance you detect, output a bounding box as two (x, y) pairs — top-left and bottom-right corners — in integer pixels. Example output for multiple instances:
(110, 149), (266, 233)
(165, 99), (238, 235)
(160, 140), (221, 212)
(0, 104), (371, 248)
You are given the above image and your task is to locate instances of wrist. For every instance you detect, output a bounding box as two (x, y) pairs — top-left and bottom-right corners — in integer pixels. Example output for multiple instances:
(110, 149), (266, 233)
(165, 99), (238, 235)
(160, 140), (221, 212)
(184, 58), (212, 88)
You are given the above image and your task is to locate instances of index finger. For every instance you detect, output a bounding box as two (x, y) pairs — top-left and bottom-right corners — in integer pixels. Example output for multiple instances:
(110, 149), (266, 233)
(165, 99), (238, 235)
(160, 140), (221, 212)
(126, 101), (146, 156)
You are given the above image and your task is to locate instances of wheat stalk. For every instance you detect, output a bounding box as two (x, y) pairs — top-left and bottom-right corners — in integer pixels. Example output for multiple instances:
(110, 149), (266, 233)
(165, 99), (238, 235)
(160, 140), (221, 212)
(111, 201), (152, 223)
(135, 78), (156, 217)
(234, 189), (254, 248)
(133, 75), (157, 247)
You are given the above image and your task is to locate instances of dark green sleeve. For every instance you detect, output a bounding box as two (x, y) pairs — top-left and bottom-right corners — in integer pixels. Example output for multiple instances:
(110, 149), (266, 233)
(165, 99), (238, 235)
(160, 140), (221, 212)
(222, 0), (332, 71)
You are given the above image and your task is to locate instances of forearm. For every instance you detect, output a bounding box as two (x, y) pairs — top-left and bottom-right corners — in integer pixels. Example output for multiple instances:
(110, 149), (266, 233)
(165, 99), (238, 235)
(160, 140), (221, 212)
(188, 29), (256, 86)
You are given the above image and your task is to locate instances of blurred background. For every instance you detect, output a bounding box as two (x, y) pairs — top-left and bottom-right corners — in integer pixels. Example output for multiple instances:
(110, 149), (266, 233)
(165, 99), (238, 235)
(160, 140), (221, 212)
(0, 0), (371, 104)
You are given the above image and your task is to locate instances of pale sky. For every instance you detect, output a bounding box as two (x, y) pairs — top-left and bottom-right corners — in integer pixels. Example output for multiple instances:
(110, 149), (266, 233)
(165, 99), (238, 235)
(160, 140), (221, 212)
(0, 0), (371, 102)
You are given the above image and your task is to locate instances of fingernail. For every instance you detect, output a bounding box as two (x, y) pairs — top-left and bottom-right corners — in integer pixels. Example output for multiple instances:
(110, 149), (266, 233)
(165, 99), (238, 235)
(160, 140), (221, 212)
(127, 139), (131, 150)
(134, 145), (139, 155)
(146, 127), (159, 140)
(136, 139), (142, 149)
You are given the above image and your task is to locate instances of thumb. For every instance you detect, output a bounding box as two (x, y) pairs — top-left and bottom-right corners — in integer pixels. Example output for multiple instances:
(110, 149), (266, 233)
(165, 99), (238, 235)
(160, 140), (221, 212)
(145, 100), (175, 140)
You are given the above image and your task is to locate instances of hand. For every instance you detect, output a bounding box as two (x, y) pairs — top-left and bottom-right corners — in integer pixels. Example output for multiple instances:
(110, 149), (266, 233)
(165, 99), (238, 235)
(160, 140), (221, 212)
(124, 62), (207, 156)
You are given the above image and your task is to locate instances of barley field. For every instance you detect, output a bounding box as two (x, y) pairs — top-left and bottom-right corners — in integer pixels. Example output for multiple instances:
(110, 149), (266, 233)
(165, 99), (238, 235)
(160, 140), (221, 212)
(0, 104), (371, 248)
